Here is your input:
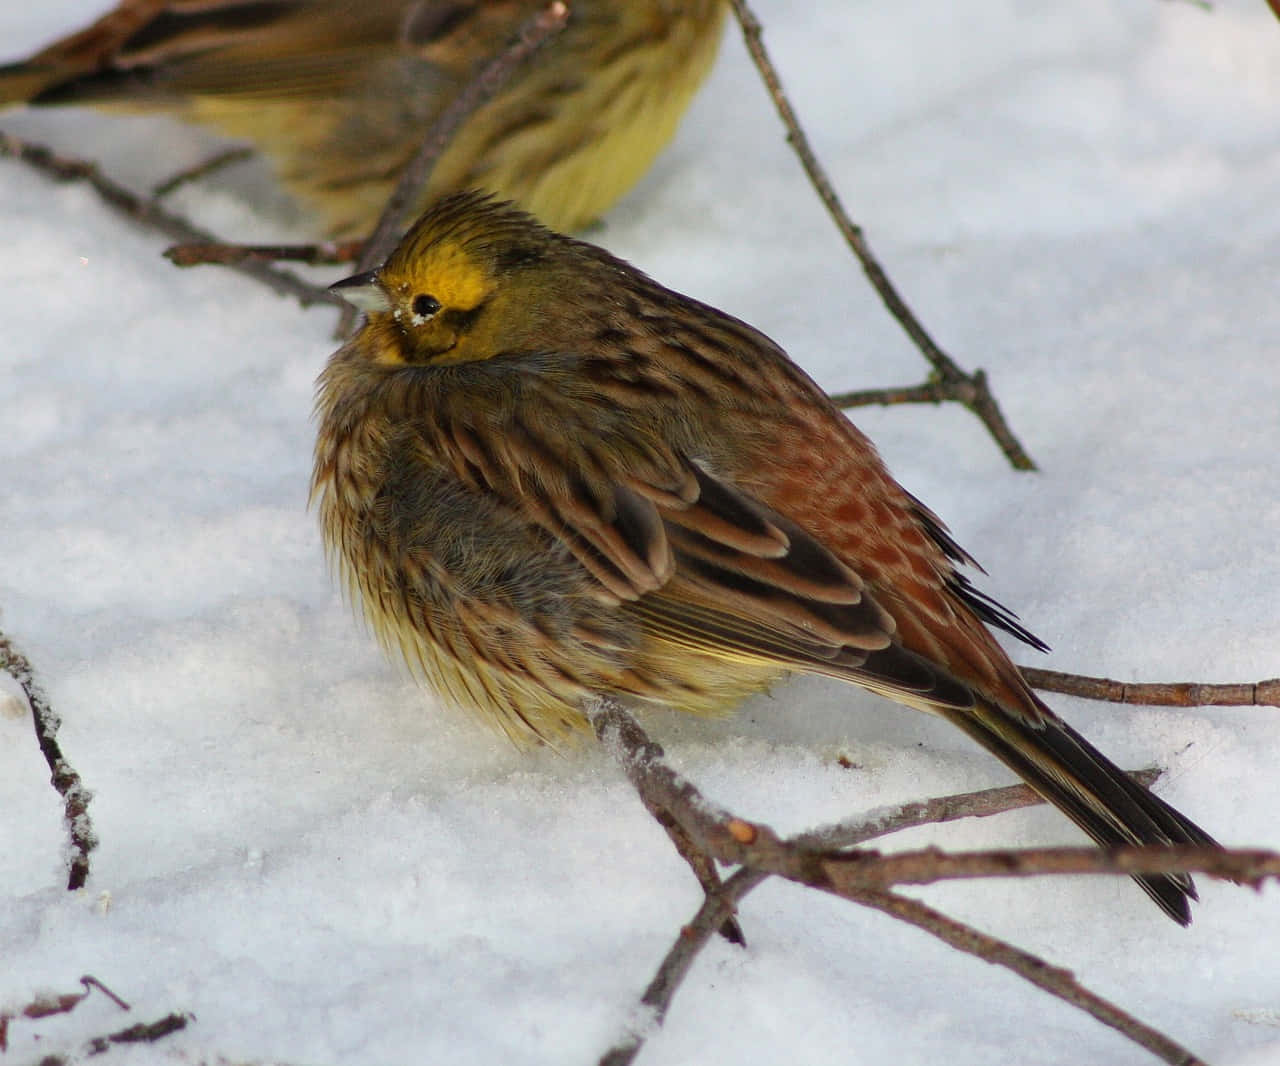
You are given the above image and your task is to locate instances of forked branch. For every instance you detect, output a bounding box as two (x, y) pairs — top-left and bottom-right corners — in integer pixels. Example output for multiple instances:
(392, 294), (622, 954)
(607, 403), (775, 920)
(727, 0), (1038, 470)
(588, 696), (1273, 1066)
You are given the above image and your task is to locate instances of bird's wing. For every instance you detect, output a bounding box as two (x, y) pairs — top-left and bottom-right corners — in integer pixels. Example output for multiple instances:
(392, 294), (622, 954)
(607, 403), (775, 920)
(423, 366), (975, 711)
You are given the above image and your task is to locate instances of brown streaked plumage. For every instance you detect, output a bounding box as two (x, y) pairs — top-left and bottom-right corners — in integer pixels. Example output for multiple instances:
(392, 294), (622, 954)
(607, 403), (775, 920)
(0, 0), (727, 236)
(313, 190), (1219, 924)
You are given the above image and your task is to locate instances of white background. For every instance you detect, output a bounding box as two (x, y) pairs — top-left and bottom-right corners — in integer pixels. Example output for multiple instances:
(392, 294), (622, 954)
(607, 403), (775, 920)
(2, 1), (1278, 1063)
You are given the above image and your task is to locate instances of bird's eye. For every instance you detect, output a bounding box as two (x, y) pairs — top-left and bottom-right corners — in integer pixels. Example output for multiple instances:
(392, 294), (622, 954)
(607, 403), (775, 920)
(412, 294), (442, 321)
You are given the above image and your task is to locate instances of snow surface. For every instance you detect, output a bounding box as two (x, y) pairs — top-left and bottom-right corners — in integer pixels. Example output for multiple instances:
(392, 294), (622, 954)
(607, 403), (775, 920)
(2, 1), (1279, 1063)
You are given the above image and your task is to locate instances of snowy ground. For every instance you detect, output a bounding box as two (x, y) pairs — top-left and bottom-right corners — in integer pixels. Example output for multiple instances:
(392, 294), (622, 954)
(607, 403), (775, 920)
(2, 1), (1279, 1064)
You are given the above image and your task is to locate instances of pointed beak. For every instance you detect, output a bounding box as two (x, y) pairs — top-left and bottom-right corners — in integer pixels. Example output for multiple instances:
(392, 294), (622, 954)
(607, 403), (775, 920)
(329, 270), (392, 313)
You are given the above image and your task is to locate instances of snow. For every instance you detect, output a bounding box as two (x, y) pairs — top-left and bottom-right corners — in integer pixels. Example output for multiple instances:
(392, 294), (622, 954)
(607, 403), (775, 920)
(2, 1), (1279, 1063)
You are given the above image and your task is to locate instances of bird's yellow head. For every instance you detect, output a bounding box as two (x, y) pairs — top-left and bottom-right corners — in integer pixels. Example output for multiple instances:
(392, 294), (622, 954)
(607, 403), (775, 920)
(330, 191), (562, 365)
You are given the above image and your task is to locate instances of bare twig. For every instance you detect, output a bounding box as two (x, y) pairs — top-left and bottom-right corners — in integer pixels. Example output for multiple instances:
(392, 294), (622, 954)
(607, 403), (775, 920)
(588, 696), (747, 860)
(850, 889), (1207, 1066)
(806, 843), (1276, 892)
(591, 723), (1106, 1066)
(1, 630), (96, 890)
(727, 0), (1037, 471)
(595, 777), (1088, 1066)
(646, 807), (745, 944)
(789, 771), (1158, 850)
(151, 146), (254, 198)
(588, 697), (1257, 1066)
(0, 129), (341, 309)
(0, 972), (187, 1061)
(0, 976), (131, 1054)
(166, 239), (363, 269)
(828, 379), (981, 410)
(79, 976), (131, 1013)
(604, 853), (1209, 1066)
(1023, 667), (1280, 708)
(84, 1012), (190, 1054)
(590, 699), (1274, 891)
(828, 373), (1014, 425)
(597, 867), (766, 1066)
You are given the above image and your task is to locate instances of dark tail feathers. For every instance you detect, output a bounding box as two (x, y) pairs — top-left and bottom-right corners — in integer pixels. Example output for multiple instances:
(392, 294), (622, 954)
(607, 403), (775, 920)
(942, 702), (1217, 925)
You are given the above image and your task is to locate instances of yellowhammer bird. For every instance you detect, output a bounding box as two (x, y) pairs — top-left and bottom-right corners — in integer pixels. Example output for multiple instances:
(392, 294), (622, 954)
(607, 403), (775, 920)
(0, 0), (727, 235)
(313, 190), (1218, 924)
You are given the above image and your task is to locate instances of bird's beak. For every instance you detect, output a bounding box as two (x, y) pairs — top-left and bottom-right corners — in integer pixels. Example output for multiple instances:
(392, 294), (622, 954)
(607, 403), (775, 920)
(329, 270), (392, 313)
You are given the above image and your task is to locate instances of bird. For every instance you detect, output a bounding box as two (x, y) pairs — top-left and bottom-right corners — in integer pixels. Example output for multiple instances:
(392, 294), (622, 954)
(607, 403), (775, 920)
(0, 0), (728, 236)
(312, 189), (1218, 924)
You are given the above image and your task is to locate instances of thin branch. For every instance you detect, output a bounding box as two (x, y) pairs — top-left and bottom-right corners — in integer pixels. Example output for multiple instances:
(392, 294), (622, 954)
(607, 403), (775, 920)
(644, 805), (1273, 900)
(604, 863), (1208, 1066)
(828, 379), (979, 410)
(646, 807), (745, 944)
(595, 777), (1080, 1066)
(0, 976), (131, 1055)
(84, 1012), (190, 1054)
(1, 629), (96, 890)
(589, 710), (1094, 954)
(151, 146), (254, 199)
(1023, 667), (1280, 708)
(79, 976), (131, 1013)
(829, 373), (1022, 436)
(591, 698), (1280, 890)
(590, 698), (1225, 1066)
(0, 129), (341, 309)
(850, 889), (1207, 1066)
(598, 867), (766, 1066)
(647, 867), (765, 1001)
(588, 696), (748, 859)
(590, 712), (1108, 1066)
(811, 843), (1276, 894)
(166, 239), (363, 269)
(727, 0), (1037, 471)
(790, 770), (1158, 851)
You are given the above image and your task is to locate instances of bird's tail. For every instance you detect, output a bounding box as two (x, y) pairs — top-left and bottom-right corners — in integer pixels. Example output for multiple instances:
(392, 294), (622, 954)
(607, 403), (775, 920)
(940, 700), (1217, 925)
(0, 0), (160, 108)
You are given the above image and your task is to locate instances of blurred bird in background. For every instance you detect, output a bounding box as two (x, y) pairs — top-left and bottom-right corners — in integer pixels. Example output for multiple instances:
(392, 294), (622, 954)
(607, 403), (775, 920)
(0, 0), (728, 235)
